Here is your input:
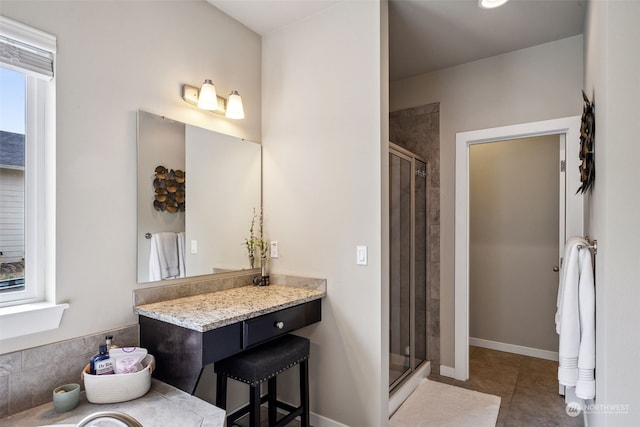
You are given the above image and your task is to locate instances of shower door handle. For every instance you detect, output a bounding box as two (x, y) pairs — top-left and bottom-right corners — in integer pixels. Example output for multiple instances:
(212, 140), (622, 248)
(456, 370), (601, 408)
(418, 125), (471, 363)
(553, 266), (559, 272)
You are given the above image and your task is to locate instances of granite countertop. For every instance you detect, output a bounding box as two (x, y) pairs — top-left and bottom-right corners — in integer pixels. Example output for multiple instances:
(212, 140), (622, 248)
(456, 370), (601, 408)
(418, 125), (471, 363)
(0, 380), (225, 427)
(134, 284), (326, 332)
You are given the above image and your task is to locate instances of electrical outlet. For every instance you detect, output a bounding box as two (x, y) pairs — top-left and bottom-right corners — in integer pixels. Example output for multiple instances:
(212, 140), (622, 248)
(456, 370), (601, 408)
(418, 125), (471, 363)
(270, 241), (279, 258)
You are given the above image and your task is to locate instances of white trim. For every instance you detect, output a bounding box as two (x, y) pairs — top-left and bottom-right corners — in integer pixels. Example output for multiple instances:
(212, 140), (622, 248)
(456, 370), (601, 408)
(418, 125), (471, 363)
(0, 302), (68, 340)
(310, 412), (350, 427)
(439, 365), (456, 378)
(455, 116), (582, 381)
(0, 15), (56, 53)
(0, 18), (59, 339)
(470, 337), (559, 361)
(389, 361), (430, 417)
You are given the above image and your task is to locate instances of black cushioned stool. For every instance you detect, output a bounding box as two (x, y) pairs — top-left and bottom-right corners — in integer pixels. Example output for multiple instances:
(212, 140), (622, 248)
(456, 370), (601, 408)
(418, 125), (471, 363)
(214, 334), (310, 427)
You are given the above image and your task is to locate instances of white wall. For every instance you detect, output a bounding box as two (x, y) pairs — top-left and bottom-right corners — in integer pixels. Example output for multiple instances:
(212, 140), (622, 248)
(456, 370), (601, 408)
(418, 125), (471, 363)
(0, 1), (261, 354)
(584, 1), (640, 425)
(262, 1), (388, 425)
(390, 35), (583, 368)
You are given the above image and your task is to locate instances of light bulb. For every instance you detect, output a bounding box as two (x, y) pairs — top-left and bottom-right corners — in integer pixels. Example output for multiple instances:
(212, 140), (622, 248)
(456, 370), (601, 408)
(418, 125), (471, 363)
(197, 79), (218, 110)
(478, 0), (509, 9)
(225, 91), (245, 120)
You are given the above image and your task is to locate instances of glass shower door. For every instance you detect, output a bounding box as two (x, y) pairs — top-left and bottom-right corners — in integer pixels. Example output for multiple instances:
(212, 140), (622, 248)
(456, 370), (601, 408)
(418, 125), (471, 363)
(389, 146), (428, 390)
(389, 151), (412, 386)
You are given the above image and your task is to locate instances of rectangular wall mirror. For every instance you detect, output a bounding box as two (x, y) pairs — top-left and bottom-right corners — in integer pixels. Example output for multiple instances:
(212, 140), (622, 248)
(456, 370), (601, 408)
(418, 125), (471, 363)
(137, 110), (261, 283)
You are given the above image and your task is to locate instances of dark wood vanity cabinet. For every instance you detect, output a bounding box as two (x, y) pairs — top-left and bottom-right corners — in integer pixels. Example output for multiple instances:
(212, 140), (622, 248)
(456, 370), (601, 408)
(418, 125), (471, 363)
(139, 299), (321, 394)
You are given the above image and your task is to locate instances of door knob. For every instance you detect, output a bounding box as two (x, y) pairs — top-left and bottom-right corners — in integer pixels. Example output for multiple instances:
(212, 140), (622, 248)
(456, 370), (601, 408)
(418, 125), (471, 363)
(553, 266), (559, 272)
(275, 321), (284, 329)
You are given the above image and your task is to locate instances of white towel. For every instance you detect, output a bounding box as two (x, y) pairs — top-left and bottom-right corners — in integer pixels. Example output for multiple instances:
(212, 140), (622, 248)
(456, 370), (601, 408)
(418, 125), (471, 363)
(555, 236), (596, 399)
(177, 232), (186, 278)
(576, 247), (595, 399)
(148, 232), (180, 280)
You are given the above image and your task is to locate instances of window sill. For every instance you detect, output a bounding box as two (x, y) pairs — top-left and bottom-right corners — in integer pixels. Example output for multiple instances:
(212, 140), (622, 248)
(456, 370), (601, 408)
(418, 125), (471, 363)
(0, 302), (69, 340)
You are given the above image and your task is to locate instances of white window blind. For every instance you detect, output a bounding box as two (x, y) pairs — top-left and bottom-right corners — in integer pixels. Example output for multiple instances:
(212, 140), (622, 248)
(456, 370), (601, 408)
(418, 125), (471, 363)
(0, 16), (55, 80)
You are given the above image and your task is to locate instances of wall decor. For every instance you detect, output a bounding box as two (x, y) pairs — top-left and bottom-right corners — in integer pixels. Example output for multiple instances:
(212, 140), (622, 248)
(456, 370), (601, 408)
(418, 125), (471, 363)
(153, 165), (185, 212)
(577, 90), (595, 194)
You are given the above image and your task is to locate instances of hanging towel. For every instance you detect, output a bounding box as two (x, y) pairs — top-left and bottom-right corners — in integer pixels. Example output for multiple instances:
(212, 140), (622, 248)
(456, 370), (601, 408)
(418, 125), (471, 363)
(555, 236), (596, 399)
(148, 232), (181, 280)
(177, 232), (186, 278)
(576, 247), (595, 399)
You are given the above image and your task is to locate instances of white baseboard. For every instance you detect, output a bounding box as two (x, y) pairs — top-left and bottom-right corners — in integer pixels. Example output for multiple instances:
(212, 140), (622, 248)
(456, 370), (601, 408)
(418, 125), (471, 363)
(389, 361), (431, 416)
(470, 337), (559, 361)
(310, 411), (350, 427)
(439, 365), (456, 378)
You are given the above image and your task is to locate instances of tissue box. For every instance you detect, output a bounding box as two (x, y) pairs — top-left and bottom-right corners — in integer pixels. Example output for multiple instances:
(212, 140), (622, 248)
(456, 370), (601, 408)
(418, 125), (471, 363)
(82, 354), (155, 403)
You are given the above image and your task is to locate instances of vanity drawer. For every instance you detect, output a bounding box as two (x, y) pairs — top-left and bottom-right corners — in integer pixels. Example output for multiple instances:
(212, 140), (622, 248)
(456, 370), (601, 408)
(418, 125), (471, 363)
(242, 299), (321, 349)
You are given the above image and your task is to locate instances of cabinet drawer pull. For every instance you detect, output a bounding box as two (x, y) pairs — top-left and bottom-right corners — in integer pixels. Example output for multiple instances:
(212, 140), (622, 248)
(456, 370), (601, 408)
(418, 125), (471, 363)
(275, 321), (285, 330)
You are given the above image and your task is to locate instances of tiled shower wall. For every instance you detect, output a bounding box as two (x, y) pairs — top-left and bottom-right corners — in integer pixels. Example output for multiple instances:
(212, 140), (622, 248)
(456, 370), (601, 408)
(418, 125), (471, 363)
(0, 325), (139, 417)
(390, 102), (441, 372)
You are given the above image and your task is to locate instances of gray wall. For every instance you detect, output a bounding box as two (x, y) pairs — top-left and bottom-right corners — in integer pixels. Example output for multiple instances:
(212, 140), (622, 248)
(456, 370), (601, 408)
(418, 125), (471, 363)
(390, 35), (583, 369)
(584, 1), (640, 425)
(0, 1), (261, 353)
(469, 135), (559, 353)
(262, 1), (389, 425)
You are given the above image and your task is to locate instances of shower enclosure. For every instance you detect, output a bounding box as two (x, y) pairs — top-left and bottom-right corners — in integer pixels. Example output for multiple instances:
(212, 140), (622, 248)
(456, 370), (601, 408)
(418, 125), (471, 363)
(389, 143), (428, 390)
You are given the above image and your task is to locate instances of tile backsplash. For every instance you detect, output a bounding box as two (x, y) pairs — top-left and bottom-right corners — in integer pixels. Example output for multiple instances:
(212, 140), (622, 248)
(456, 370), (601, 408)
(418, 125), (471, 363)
(0, 325), (138, 417)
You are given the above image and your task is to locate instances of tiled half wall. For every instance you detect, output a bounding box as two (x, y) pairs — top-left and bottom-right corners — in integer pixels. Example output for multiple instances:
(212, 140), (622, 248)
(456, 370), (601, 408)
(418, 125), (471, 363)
(0, 325), (139, 417)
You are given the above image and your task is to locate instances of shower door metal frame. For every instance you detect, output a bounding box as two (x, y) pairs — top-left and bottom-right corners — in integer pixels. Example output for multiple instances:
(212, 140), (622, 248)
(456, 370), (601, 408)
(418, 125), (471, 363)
(389, 142), (427, 392)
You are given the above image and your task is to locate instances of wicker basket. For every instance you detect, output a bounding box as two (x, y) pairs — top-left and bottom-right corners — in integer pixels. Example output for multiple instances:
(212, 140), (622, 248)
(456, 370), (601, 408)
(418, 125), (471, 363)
(82, 354), (155, 404)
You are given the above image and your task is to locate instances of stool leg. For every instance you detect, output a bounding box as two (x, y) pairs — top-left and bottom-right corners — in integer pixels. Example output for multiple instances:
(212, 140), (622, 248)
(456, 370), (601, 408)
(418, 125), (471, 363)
(216, 374), (227, 409)
(249, 383), (261, 427)
(268, 377), (277, 425)
(300, 360), (309, 427)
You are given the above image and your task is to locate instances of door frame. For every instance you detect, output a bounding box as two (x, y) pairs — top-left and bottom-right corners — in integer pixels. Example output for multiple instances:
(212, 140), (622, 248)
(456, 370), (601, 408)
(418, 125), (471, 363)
(453, 116), (583, 381)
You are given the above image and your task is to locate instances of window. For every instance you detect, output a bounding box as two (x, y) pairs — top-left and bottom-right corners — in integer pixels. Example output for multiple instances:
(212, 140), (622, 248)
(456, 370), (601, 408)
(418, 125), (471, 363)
(0, 16), (55, 307)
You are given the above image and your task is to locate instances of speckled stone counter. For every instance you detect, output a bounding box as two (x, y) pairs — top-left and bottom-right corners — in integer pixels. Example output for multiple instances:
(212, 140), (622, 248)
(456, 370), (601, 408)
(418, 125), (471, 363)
(134, 284), (326, 332)
(135, 277), (326, 394)
(0, 379), (225, 427)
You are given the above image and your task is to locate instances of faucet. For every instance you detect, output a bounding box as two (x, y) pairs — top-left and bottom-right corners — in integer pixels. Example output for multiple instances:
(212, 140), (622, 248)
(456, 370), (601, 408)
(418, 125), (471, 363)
(75, 411), (142, 427)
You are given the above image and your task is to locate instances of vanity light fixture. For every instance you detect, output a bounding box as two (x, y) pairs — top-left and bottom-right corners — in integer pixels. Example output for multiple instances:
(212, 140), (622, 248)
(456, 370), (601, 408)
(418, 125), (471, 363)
(197, 79), (218, 110)
(478, 0), (509, 9)
(181, 81), (246, 119)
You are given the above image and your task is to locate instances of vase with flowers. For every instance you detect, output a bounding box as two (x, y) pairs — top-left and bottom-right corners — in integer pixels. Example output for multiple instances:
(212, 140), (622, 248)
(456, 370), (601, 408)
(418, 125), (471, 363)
(256, 208), (270, 285)
(243, 208), (257, 269)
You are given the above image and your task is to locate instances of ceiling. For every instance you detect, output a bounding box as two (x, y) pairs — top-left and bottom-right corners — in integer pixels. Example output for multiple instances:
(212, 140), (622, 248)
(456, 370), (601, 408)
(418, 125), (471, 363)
(207, 0), (586, 81)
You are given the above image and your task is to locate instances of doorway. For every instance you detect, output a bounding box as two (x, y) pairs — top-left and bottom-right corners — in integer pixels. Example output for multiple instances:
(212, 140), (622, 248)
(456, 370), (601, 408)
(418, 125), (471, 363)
(469, 135), (561, 359)
(454, 116), (583, 381)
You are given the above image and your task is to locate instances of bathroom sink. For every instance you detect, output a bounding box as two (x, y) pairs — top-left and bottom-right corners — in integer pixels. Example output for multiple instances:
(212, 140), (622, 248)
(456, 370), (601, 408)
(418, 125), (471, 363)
(39, 422), (128, 427)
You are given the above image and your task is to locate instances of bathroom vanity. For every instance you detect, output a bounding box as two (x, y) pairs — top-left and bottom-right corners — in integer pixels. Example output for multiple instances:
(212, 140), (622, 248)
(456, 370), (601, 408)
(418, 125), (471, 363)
(134, 276), (326, 394)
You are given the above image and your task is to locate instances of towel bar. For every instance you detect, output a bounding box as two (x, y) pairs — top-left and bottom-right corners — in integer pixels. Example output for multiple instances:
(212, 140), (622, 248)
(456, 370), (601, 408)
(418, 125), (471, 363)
(577, 238), (597, 255)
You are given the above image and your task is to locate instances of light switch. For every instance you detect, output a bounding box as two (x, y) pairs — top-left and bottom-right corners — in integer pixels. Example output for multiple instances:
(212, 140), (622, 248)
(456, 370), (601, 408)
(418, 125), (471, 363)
(356, 245), (368, 265)
(191, 240), (197, 254)
(270, 241), (279, 258)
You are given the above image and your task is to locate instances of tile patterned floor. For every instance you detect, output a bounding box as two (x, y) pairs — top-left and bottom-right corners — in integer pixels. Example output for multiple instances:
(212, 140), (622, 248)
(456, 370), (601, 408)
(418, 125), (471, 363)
(429, 346), (584, 427)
